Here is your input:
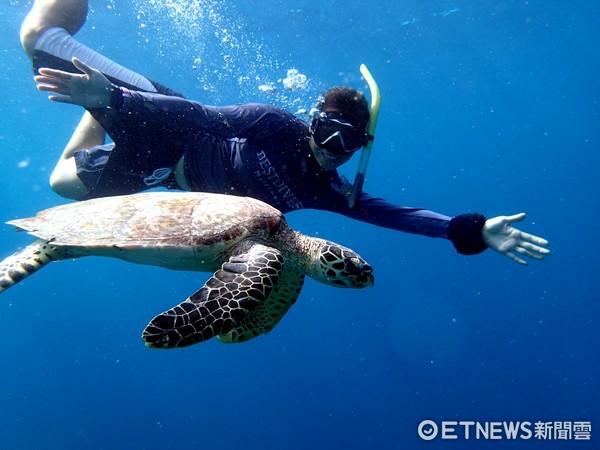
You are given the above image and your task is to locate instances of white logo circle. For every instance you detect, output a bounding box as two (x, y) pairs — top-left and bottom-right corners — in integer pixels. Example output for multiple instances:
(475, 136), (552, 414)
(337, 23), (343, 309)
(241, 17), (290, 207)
(418, 420), (439, 440)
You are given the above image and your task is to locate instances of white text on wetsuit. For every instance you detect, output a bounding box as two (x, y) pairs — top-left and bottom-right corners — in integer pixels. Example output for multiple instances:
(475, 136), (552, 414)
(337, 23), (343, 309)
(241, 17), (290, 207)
(255, 150), (302, 210)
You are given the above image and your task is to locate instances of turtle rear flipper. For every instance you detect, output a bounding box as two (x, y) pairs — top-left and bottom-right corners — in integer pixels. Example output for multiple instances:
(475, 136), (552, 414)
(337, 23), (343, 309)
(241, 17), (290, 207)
(142, 244), (283, 348)
(0, 240), (72, 293)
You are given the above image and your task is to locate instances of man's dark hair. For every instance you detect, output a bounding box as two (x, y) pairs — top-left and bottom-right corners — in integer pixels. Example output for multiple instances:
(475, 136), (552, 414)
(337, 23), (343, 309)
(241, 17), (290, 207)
(318, 86), (370, 132)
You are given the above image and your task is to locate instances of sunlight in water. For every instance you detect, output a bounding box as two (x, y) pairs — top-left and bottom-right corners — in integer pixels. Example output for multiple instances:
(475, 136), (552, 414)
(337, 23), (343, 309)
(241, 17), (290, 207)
(131, 0), (316, 111)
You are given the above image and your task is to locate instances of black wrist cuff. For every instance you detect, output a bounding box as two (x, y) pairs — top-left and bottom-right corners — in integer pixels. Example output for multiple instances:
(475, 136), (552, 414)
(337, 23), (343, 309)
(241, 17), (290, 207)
(448, 213), (488, 255)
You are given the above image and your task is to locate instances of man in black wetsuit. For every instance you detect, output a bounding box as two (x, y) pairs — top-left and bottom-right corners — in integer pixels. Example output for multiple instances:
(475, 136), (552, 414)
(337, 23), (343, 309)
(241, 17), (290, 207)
(21, 0), (550, 265)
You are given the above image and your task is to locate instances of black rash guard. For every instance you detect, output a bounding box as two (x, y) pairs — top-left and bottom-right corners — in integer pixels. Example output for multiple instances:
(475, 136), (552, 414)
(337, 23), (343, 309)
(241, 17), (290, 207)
(87, 87), (487, 253)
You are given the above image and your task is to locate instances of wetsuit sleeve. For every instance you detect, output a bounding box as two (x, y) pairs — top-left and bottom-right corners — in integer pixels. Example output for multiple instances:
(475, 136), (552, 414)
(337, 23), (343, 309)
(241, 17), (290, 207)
(332, 192), (452, 237)
(315, 189), (488, 255)
(97, 87), (295, 140)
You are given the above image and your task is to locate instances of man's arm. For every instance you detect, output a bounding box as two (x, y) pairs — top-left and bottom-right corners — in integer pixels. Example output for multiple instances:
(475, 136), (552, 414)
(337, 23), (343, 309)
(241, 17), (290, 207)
(35, 58), (293, 140)
(319, 189), (550, 264)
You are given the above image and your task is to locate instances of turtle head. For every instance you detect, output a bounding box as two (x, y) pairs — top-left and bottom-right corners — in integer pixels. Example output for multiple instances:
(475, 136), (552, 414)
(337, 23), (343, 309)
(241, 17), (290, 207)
(312, 241), (374, 288)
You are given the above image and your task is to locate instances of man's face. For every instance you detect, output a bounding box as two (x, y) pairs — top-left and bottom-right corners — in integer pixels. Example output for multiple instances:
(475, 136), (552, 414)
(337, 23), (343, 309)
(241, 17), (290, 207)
(309, 137), (354, 170)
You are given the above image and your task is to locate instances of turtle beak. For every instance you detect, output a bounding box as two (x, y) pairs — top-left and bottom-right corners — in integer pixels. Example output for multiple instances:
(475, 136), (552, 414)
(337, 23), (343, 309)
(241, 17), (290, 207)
(345, 259), (374, 288)
(361, 266), (374, 287)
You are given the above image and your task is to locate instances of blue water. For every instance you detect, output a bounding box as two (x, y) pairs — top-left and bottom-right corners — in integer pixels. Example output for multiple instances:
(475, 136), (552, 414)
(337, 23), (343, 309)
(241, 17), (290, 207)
(0, 1), (598, 449)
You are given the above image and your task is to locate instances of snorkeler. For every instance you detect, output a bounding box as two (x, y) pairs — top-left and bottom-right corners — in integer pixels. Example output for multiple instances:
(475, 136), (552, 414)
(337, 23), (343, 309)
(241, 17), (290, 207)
(20, 0), (550, 265)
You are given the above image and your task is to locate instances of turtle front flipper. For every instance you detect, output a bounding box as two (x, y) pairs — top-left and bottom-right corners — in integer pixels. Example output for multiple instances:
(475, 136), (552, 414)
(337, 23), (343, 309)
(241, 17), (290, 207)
(0, 240), (72, 293)
(142, 243), (284, 348)
(218, 267), (305, 343)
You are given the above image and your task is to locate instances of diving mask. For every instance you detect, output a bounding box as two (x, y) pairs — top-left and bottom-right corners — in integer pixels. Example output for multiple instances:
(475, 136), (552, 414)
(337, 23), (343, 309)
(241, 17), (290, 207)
(309, 110), (368, 154)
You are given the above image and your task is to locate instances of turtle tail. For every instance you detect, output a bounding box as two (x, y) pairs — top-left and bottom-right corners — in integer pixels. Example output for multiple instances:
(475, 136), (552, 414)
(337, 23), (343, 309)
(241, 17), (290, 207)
(0, 240), (67, 293)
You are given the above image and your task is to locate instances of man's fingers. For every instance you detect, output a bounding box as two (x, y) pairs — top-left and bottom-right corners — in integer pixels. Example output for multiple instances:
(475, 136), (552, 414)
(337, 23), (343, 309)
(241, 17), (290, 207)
(520, 241), (551, 256)
(72, 57), (93, 75)
(515, 246), (545, 260)
(37, 84), (68, 95)
(47, 95), (77, 105)
(35, 76), (71, 90)
(37, 83), (71, 96)
(505, 212), (526, 223)
(506, 251), (528, 265)
(37, 67), (76, 80)
(519, 231), (550, 248)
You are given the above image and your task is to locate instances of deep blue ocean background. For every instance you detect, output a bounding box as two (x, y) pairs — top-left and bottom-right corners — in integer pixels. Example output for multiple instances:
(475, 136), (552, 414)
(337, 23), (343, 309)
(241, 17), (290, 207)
(0, 1), (598, 449)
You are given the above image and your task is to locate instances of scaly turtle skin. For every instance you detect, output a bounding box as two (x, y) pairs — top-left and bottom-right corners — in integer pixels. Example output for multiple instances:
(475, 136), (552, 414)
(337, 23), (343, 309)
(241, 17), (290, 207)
(0, 192), (373, 348)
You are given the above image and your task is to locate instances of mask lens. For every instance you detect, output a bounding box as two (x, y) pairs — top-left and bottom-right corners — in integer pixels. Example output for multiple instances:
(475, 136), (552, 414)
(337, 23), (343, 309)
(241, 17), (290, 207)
(311, 114), (365, 154)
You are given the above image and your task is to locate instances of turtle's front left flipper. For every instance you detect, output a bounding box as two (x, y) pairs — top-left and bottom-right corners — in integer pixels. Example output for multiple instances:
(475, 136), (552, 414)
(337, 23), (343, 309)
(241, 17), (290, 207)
(142, 243), (283, 348)
(0, 240), (72, 293)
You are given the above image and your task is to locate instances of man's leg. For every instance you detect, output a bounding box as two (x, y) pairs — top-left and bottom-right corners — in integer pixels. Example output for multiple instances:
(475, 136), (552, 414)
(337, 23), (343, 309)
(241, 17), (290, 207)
(48, 112), (104, 199)
(21, 0), (101, 199)
(20, 0), (181, 199)
(21, 0), (88, 59)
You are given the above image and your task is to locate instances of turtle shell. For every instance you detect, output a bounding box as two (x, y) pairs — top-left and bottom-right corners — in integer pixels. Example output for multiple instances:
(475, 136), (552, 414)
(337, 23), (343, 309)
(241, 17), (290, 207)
(8, 192), (286, 252)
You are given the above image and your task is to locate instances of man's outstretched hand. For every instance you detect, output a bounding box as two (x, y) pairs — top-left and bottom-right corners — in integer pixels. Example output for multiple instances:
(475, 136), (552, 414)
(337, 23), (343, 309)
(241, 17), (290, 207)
(35, 57), (113, 109)
(482, 213), (550, 265)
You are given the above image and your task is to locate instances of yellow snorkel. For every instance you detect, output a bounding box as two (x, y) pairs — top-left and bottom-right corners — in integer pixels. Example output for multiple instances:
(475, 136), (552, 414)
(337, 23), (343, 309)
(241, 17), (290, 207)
(348, 64), (381, 208)
(347, 64), (381, 208)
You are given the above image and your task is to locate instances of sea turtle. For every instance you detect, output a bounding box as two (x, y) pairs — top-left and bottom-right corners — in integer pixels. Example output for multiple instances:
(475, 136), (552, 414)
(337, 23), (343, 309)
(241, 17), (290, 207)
(0, 192), (373, 348)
